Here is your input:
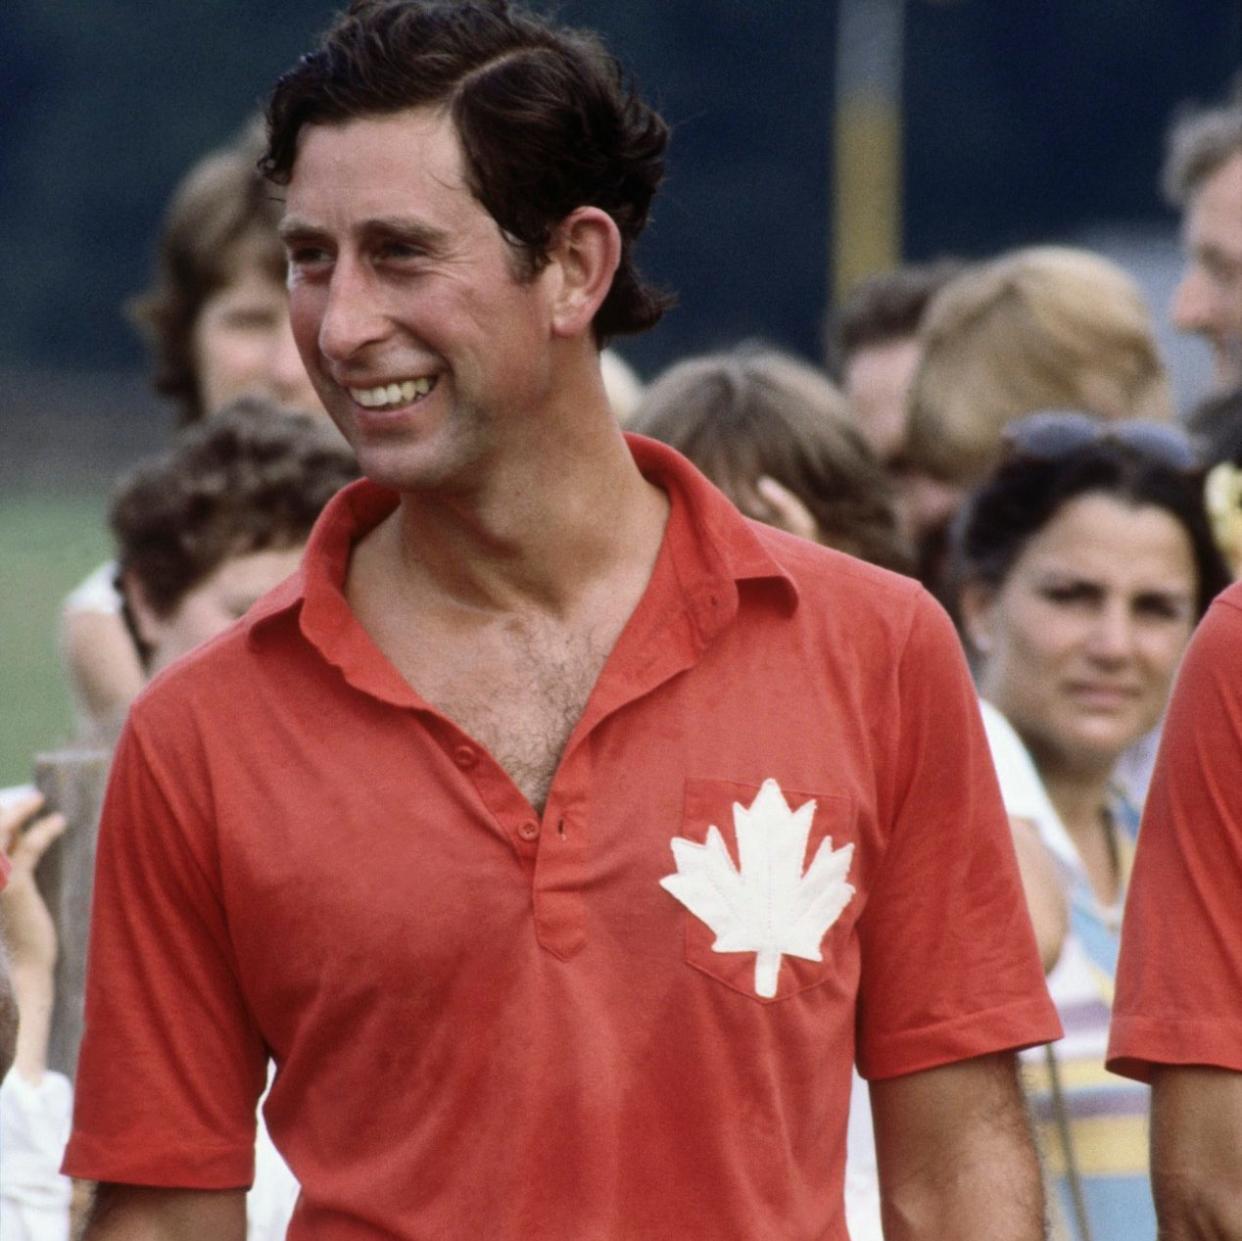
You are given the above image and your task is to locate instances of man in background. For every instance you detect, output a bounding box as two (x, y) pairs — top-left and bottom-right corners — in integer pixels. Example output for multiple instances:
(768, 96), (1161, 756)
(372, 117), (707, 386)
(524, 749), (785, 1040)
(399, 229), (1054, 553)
(832, 259), (962, 469)
(1165, 83), (1242, 396)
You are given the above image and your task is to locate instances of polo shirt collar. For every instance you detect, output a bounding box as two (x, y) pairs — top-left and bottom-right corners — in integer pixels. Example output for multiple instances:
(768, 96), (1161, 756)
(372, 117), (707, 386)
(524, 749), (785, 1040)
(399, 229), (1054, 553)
(245, 433), (798, 703)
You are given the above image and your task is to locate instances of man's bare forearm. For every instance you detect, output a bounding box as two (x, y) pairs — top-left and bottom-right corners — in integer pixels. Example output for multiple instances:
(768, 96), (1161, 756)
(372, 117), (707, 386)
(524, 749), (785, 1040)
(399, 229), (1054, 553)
(872, 1052), (1048, 1240)
(79, 1183), (246, 1241)
(1152, 1067), (1242, 1240)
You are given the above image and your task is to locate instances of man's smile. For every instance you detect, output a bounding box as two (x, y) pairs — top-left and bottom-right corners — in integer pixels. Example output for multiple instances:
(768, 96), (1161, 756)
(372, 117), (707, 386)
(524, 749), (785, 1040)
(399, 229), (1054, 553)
(347, 376), (439, 408)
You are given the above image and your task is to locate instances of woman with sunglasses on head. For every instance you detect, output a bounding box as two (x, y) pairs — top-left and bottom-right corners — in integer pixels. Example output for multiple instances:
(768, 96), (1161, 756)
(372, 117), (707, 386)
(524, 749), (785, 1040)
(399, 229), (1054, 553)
(952, 411), (1233, 1241)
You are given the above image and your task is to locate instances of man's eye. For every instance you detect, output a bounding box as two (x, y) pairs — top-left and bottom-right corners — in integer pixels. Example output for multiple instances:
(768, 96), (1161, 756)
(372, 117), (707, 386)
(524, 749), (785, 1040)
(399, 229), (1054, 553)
(287, 246), (330, 267)
(378, 242), (424, 261)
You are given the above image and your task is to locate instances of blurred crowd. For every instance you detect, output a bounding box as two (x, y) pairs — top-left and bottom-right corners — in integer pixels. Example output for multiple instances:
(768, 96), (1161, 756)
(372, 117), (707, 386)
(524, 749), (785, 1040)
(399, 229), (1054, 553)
(0, 24), (1239, 1241)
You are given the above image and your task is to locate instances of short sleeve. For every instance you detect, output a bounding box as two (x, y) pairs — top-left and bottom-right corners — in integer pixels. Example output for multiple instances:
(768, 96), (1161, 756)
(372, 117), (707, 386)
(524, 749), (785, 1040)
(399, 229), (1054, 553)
(855, 593), (1061, 1079)
(62, 713), (266, 1187)
(1108, 591), (1242, 1081)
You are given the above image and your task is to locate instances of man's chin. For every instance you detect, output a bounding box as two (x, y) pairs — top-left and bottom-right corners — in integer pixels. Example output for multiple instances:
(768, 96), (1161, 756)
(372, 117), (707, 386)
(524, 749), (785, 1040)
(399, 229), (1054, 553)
(352, 444), (480, 496)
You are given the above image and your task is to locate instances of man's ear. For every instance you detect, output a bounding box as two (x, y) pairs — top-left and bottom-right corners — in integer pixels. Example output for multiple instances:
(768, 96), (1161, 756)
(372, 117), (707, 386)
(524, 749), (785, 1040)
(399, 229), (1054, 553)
(546, 207), (621, 339)
(958, 580), (997, 655)
(121, 568), (168, 653)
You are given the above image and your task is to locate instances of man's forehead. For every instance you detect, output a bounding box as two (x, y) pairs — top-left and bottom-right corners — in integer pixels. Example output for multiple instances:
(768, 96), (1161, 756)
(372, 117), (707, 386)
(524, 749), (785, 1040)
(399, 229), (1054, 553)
(284, 108), (468, 209)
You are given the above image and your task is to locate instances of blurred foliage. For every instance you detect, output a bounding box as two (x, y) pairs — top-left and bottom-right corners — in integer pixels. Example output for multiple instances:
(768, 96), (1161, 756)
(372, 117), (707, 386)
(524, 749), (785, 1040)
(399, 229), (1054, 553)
(0, 0), (1238, 382)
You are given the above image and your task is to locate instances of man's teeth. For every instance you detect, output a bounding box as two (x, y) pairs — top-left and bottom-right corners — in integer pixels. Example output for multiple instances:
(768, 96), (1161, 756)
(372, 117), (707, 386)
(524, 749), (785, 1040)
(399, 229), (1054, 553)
(349, 378), (435, 408)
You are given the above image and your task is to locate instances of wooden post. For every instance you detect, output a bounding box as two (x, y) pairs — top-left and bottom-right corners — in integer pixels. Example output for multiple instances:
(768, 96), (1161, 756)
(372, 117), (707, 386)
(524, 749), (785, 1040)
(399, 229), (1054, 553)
(34, 747), (111, 1078)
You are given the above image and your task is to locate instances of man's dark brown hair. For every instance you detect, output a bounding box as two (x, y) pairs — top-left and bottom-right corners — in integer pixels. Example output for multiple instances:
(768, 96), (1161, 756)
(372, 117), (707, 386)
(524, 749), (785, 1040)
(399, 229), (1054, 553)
(262, 0), (672, 342)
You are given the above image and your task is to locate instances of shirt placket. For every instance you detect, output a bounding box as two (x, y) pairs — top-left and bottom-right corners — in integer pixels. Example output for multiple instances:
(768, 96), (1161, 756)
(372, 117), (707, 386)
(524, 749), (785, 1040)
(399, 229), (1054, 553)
(528, 583), (736, 960)
(420, 583), (733, 961)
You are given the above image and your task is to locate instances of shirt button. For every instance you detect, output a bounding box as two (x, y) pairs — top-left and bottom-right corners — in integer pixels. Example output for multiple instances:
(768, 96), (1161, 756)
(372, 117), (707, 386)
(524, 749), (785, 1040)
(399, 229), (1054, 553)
(518, 820), (540, 841)
(453, 744), (478, 770)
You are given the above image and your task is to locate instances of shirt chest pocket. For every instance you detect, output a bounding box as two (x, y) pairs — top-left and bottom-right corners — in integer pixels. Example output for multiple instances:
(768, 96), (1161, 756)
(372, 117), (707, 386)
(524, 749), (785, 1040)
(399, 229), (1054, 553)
(659, 776), (859, 1004)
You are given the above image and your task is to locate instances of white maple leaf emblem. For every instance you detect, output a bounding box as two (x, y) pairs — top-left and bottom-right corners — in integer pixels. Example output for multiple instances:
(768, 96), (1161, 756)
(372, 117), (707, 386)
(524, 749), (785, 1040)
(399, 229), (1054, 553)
(660, 779), (856, 998)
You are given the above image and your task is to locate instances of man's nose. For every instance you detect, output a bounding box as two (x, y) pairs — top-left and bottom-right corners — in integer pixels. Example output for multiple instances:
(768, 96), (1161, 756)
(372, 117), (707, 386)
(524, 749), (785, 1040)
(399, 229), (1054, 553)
(318, 260), (387, 362)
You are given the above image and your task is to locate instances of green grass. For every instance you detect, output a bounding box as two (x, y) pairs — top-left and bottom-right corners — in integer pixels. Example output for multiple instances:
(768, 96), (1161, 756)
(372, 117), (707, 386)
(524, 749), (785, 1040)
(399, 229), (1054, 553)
(0, 491), (112, 785)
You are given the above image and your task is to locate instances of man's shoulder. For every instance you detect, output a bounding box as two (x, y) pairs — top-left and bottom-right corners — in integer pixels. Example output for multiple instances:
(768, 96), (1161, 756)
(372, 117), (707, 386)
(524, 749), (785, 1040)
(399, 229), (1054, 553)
(746, 519), (926, 623)
(733, 523), (974, 702)
(131, 606), (299, 731)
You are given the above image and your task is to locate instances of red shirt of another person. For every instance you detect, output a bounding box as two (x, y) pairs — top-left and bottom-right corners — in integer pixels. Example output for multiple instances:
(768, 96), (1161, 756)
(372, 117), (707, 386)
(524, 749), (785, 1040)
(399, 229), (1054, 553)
(65, 436), (1059, 1240)
(1109, 580), (1242, 1080)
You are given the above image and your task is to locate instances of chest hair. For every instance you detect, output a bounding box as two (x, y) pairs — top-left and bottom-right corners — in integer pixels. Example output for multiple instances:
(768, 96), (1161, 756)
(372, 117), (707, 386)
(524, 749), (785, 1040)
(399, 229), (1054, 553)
(397, 611), (615, 815)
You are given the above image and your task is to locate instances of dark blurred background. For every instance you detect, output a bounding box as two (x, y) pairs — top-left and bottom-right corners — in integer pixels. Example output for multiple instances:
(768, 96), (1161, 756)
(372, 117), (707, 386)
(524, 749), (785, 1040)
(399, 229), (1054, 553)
(3, 2), (1240, 414)
(1, 0), (1239, 776)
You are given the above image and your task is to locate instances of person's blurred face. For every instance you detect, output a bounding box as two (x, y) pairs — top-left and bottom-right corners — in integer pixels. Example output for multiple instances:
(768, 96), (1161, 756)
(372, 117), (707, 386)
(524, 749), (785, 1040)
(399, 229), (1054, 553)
(192, 242), (324, 416)
(139, 545), (305, 675)
(965, 493), (1198, 777)
(843, 336), (922, 463)
(843, 335), (961, 565)
(1171, 151), (1242, 390)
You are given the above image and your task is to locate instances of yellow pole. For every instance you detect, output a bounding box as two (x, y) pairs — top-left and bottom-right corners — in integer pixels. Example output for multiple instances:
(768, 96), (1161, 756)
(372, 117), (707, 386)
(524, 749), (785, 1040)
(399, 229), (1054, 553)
(832, 0), (904, 306)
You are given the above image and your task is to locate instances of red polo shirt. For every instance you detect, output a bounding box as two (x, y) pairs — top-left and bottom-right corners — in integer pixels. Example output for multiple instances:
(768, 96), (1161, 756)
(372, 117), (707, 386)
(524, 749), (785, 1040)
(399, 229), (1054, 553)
(66, 435), (1058, 1239)
(1109, 581), (1242, 1081)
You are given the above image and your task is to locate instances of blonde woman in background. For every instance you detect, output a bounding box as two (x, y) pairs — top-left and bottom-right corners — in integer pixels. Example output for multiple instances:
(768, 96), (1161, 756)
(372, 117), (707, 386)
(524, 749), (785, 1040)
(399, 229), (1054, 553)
(906, 246), (1173, 491)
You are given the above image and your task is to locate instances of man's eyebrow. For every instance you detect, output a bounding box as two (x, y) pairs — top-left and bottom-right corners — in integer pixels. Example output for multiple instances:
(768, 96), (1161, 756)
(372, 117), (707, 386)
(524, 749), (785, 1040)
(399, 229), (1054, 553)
(277, 215), (326, 244)
(361, 217), (452, 251)
(277, 215), (452, 251)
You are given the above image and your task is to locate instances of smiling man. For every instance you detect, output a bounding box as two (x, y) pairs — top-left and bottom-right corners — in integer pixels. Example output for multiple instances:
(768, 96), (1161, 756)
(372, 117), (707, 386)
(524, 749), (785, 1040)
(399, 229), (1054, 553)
(65, 4), (1059, 1239)
(1165, 86), (1242, 393)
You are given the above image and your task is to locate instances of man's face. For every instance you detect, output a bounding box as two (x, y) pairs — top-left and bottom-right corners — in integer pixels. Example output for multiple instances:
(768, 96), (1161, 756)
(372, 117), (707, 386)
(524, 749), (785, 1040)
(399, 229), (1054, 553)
(1171, 151), (1242, 389)
(842, 336), (922, 464)
(280, 108), (555, 492)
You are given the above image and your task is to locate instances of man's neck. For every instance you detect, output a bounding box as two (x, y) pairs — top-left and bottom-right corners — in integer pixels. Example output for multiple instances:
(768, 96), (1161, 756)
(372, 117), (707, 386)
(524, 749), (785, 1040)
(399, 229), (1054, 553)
(373, 406), (667, 620)
(341, 395), (671, 814)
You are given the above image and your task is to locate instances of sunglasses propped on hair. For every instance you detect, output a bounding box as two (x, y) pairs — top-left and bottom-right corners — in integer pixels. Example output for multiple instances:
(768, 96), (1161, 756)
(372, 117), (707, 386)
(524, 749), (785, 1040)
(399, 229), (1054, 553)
(1001, 410), (1203, 473)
